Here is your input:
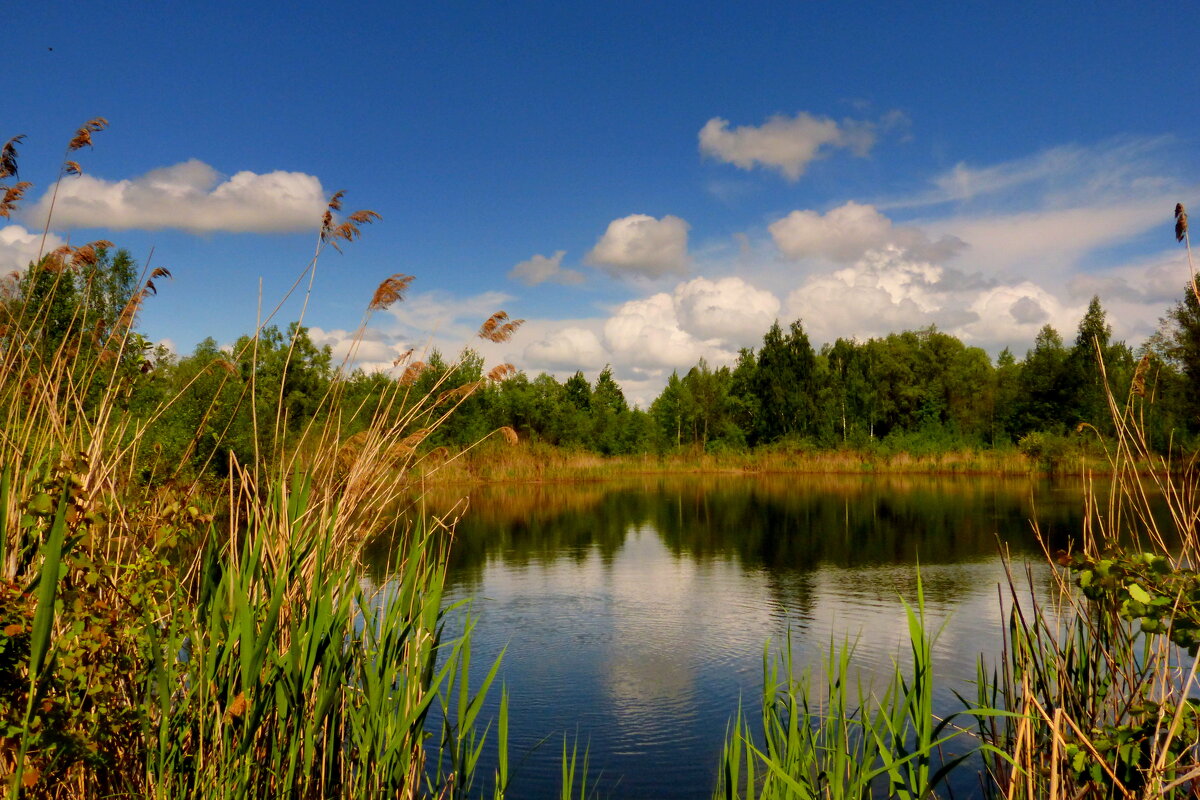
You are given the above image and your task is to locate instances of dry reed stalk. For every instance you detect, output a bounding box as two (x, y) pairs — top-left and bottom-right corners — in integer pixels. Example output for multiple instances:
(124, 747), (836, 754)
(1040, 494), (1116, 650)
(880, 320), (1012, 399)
(1048, 706), (1062, 800)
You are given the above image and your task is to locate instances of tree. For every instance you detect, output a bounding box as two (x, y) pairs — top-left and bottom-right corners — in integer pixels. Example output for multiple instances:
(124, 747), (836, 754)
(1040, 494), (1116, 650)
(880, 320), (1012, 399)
(681, 359), (731, 447)
(591, 366), (627, 415)
(753, 320), (819, 442)
(590, 366), (630, 454)
(1015, 324), (1070, 434)
(992, 348), (1021, 444)
(564, 371), (591, 411)
(1157, 283), (1200, 430)
(727, 348), (759, 443)
(650, 371), (702, 450)
(1065, 296), (1114, 427)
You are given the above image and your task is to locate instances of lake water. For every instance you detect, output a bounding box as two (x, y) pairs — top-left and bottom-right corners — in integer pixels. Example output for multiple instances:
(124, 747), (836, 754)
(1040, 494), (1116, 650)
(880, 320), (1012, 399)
(364, 475), (1094, 798)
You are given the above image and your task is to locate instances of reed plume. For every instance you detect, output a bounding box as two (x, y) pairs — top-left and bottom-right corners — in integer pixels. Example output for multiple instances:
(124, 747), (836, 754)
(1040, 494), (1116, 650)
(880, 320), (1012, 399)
(0, 134), (24, 179)
(369, 273), (414, 311)
(478, 311), (524, 343)
(66, 118), (108, 151)
(0, 182), (30, 218)
(487, 363), (516, 382)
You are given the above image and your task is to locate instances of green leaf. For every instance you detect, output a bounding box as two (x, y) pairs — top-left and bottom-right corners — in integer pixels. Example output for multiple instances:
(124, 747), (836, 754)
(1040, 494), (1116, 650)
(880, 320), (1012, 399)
(1127, 583), (1151, 604)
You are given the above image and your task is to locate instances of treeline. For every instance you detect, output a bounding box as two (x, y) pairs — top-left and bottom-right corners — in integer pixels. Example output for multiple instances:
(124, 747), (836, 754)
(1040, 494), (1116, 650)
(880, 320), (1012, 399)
(464, 294), (1200, 456)
(7, 246), (1200, 479)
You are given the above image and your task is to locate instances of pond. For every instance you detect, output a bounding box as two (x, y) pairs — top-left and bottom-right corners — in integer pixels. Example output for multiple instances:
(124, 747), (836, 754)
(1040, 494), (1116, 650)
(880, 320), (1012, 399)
(363, 474), (1095, 798)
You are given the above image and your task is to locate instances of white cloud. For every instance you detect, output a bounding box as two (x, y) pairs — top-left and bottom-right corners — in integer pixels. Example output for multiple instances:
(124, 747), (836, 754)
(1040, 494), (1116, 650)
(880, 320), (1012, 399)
(384, 289), (515, 343)
(955, 283), (1083, 347)
(29, 160), (327, 233)
(521, 276), (780, 387)
(786, 247), (955, 344)
(1066, 250), (1189, 305)
(893, 136), (1177, 208)
(604, 293), (732, 372)
(586, 214), (690, 278)
(509, 250), (584, 286)
(769, 202), (963, 263)
(523, 326), (608, 371)
(698, 112), (877, 181)
(309, 325), (413, 373)
(925, 198), (1170, 276)
(307, 288), (526, 376)
(778, 244), (1109, 353)
(0, 224), (65, 273)
(673, 276), (780, 344)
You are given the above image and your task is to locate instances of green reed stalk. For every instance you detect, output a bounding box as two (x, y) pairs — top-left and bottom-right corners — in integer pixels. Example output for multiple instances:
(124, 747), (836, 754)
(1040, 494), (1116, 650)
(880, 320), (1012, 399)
(714, 578), (970, 800)
(558, 735), (590, 800)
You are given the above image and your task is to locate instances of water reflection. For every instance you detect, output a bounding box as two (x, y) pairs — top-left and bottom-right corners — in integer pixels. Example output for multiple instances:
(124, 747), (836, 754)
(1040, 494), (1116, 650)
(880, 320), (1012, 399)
(361, 476), (1107, 798)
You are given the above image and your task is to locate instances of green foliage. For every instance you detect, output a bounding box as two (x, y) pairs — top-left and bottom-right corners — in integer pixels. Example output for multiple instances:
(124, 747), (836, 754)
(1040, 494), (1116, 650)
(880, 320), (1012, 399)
(1063, 549), (1200, 654)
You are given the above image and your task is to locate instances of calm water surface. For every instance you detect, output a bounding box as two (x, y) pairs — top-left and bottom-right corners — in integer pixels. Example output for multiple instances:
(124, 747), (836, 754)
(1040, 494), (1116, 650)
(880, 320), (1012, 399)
(364, 475), (1093, 798)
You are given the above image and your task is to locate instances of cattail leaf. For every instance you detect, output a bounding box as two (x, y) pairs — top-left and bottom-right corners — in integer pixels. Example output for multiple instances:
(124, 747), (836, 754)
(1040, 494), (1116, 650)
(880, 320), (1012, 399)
(29, 485), (71, 679)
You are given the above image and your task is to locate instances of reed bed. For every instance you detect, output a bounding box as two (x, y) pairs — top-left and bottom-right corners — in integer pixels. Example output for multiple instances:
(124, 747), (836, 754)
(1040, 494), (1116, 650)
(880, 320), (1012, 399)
(715, 584), (977, 800)
(0, 123), (513, 799)
(423, 439), (1110, 484)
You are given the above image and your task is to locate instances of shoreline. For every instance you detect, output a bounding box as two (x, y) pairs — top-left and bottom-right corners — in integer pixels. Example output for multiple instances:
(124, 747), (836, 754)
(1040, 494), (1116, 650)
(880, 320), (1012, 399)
(412, 442), (1138, 484)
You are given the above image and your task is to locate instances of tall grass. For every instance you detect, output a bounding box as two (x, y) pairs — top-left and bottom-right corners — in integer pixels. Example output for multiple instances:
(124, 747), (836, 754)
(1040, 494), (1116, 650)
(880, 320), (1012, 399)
(714, 584), (974, 799)
(0, 122), (512, 798)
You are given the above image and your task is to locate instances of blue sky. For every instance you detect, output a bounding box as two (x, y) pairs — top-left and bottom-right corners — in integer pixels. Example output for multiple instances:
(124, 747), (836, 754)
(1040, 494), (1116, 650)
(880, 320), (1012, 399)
(6, 2), (1198, 403)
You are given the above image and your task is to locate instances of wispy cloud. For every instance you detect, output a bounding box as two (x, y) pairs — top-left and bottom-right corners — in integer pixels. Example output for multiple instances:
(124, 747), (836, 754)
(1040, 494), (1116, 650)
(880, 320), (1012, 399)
(885, 136), (1178, 209)
(924, 197), (1172, 275)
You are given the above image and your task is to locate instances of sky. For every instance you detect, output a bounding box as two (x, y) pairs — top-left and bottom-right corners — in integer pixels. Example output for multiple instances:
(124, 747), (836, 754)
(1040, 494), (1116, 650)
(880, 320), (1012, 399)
(6, 2), (1199, 405)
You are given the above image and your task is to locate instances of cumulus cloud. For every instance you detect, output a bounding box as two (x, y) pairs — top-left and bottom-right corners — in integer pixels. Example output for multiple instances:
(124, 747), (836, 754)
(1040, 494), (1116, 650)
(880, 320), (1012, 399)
(508, 250), (584, 285)
(307, 287), (525, 376)
(383, 289), (515, 343)
(786, 247), (958, 344)
(698, 112), (877, 180)
(0, 225), (65, 272)
(1066, 251), (1188, 305)
(955, 283), (1082, 346)
(673, 276), (780, 343)
(28, 160), (327, 233)
(778, 244), (1105, 353)
(521, 276), (781, 383)
(604, 293), (732, 371)
(1008, 296), (1049, 325)
(308, 325), (414, 374)
(523, 326), (608, 371)
(586, 214), (690, 278)
(769, 201), (964, 263)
